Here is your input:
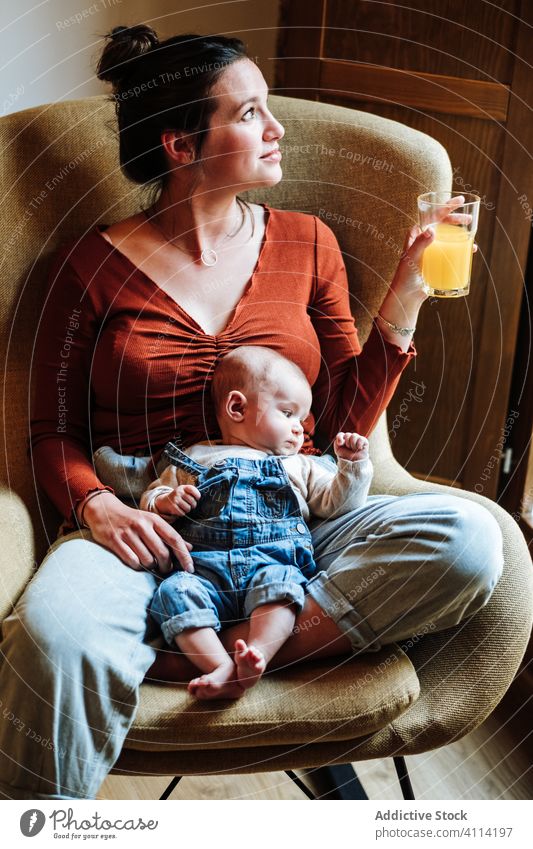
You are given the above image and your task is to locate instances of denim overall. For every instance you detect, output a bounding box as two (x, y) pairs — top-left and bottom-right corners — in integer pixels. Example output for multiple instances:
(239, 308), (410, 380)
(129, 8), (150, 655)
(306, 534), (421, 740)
(149, 441), (318, 645)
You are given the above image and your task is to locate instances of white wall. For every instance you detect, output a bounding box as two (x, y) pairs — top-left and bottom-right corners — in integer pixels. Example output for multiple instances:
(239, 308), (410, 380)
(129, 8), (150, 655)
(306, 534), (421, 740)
(0, 0), (280, 116)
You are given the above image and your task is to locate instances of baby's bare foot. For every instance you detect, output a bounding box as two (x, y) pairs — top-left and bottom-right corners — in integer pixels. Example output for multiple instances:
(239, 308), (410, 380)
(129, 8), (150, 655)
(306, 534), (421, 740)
(234, 639), (266, 690)
(188, 662), (244, 700)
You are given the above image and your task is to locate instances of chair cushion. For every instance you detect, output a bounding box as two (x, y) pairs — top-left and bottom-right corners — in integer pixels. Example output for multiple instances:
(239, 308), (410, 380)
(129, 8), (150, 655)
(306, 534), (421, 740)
(124, 645), (419, 751)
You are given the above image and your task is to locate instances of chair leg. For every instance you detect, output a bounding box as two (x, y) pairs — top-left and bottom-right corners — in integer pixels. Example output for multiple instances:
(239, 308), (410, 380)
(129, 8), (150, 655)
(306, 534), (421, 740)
(393, 756), (415, 800)
(285, 770), (317, 799)
(292, 764), (369, 799)
(159, 775), (183, 800)
(157, 761), (411, 801)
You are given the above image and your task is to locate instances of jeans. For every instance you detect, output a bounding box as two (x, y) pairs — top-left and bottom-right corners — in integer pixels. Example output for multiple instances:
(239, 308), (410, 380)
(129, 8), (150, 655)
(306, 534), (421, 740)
(0, 491), (503, 799)
(149, 444), (317, 643)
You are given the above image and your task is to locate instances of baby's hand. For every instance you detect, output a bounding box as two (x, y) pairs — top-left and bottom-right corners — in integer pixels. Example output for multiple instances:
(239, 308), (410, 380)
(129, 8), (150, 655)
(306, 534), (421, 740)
(155, 484), (201, 517)
(334, 432), (369, 461)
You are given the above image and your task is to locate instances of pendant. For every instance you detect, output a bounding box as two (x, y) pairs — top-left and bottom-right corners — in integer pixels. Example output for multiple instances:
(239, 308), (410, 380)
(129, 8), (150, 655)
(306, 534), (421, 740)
(201, 248), (218, 267)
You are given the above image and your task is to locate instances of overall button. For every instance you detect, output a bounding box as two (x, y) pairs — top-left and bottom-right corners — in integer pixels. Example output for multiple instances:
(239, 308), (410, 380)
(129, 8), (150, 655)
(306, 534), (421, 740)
(213, 460), (225, 466)
(296, 522), (307, 534)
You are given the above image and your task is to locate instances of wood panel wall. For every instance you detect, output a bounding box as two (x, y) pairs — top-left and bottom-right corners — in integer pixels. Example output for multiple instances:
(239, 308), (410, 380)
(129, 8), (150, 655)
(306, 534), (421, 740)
(275, 0), (533, 496)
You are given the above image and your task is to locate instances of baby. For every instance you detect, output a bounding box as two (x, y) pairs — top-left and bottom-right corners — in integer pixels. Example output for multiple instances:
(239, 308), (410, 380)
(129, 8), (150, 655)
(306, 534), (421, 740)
(94, 346), (373, 700)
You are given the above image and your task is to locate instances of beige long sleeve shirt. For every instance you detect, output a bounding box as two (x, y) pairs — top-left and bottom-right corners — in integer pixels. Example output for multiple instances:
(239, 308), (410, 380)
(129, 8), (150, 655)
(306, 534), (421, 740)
(141, 440), (373, 522)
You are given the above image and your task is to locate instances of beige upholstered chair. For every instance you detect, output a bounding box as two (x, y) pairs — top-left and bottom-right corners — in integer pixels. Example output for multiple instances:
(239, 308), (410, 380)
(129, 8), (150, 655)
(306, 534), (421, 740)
(1, 94), (531, 799)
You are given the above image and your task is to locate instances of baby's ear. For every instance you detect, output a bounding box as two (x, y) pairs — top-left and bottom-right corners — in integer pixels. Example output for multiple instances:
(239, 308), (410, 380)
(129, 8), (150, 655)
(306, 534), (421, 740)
(225, 390), (247, 422)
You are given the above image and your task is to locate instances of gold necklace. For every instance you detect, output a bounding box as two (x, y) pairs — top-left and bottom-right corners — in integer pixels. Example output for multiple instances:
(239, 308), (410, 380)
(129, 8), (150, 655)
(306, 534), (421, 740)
(143, 198), (254, 267)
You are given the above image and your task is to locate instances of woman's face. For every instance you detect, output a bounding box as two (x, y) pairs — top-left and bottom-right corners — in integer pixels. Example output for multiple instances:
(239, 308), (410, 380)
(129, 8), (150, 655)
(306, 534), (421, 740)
(198, 58), (285, 193)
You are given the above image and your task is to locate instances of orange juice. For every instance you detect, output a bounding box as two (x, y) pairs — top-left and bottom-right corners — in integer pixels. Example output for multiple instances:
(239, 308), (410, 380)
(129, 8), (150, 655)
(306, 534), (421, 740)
(422, 222), (474, 296)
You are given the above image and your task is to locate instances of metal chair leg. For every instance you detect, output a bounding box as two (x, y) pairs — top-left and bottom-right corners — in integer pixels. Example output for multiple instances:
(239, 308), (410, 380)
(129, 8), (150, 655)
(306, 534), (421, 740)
(285, 770), (317, 799)
(157, 760), (412, 801)
(159, 775), (182, 800)
(393, 756), (415, 800)
(296, 764), (369, 799)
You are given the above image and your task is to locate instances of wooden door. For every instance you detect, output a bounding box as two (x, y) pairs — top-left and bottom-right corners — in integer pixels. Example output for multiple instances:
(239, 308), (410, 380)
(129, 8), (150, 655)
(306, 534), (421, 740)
(275, 0), (533, 497)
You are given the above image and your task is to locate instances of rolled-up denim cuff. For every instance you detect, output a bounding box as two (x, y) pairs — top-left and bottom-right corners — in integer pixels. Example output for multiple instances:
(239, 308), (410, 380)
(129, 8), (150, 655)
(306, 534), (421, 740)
(305, 570), (382, 653)
(160, 609), (220, 645)
(244, 581), (305, 617)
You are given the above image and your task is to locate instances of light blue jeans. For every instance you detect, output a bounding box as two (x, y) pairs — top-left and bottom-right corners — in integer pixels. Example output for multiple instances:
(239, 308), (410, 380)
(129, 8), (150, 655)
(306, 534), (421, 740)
(0, 491), (503, 799)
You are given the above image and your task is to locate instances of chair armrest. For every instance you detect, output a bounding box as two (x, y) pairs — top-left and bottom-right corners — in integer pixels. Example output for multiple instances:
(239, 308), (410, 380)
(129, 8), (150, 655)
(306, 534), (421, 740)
(367, 414), (533, 751)
(369, 414), (529, 539)
(0, 488), (36, 623)
(368, 410), (423, 495)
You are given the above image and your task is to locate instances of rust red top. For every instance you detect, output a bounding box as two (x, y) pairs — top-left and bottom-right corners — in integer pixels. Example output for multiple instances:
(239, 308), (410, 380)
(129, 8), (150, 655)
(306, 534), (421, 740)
(30, 204), (416, 525)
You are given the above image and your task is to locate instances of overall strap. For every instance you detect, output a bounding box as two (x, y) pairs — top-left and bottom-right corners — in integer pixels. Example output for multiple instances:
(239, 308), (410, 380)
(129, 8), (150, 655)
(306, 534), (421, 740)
(161, 441), (208, 474)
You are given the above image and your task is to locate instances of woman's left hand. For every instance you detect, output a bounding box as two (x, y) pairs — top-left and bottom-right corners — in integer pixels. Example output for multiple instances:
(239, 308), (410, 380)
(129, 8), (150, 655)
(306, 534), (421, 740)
(390, 195), (478, 302)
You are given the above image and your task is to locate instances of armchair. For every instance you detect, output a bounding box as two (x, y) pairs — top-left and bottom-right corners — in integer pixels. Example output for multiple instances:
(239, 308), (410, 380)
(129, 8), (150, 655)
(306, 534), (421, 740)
(1, 94), (531, 799)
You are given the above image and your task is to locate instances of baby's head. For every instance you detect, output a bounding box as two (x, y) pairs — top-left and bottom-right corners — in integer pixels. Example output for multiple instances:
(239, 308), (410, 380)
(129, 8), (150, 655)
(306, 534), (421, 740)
(211, 346), (312, 455)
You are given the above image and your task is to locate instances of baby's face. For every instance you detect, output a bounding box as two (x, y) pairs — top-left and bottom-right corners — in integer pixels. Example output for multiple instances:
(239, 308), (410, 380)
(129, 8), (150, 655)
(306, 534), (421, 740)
(244, 372), (312, 456)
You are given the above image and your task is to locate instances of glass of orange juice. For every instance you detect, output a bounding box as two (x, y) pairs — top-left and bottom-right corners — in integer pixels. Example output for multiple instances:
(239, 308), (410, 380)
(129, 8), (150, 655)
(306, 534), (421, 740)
(418, 191), (480, 297)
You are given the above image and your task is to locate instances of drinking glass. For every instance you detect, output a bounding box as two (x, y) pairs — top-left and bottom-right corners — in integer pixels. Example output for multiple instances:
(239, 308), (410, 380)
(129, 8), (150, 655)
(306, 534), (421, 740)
(418, 191), (480, 297)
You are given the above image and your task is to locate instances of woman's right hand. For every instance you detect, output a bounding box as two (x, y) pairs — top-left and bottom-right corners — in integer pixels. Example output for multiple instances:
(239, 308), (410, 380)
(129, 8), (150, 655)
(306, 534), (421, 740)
(80, 492), (194, 573)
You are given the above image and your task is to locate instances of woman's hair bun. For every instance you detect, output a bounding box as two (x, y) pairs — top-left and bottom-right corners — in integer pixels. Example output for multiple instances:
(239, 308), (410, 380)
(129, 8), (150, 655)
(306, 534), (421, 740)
(96, 24), (159, 87)
(95, 27), (249, 186)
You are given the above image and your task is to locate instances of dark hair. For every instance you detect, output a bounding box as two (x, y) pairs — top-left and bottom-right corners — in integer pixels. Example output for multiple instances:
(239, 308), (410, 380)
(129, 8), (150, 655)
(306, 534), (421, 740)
(96, 25), (249, 188)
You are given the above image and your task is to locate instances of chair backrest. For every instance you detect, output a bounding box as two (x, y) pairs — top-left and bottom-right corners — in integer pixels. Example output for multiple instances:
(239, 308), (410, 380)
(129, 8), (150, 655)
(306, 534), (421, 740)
(0, 94), (451, 557)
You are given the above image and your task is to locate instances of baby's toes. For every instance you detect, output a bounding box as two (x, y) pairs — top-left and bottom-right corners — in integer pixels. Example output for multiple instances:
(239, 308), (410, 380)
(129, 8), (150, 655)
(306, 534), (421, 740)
(249, 647), (266, 670)
(234, 638), (248, 657)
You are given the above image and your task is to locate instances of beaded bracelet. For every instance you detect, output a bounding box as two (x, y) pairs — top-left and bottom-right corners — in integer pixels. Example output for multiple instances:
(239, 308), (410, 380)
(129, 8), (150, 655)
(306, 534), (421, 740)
(79, 489), (113, 529)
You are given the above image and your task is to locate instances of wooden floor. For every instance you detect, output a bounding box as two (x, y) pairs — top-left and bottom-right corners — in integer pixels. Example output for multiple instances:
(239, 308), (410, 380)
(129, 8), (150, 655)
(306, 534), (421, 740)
(98, 689), (532, 801)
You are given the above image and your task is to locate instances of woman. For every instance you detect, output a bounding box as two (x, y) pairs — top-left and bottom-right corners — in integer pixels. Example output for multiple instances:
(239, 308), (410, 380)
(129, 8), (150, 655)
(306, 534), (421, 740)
(0, 26), (503, 800)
